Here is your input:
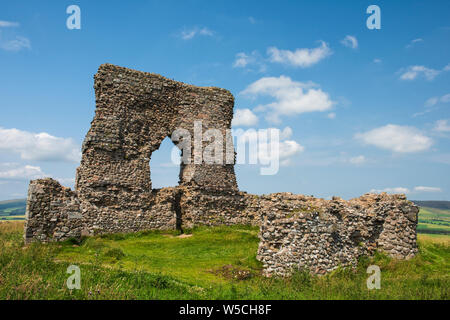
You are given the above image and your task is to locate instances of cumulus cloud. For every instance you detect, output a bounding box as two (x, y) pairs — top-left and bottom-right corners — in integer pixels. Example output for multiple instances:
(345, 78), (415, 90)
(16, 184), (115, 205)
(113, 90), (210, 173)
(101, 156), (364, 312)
(242, 76), (333, 123)
(414, 186), (442, 193)
(0, 163), (74, 187)
(370, 187), (410, 194)
(267, 41), (332, 68)
(349, 155), (366, 165)
(0, 127), (81, 162)
(341, 35), (358, 49)
(179, 27), (213, 40)
(232, 109), (258, 127)
(355, 124), (433, 153)
(434, 120), (450, 132)
(0, 165), (46, 180)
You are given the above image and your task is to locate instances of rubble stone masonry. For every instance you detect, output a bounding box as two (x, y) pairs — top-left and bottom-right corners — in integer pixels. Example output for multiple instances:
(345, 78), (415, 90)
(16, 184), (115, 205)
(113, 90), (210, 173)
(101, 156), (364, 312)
(24, 64), (418, 275)
(256, 193), (418, 276)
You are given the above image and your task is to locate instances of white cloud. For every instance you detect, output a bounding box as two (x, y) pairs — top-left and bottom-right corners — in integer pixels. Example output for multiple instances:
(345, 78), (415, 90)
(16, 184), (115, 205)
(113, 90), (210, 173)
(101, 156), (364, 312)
(355, 124), (433, 153)
(267, 41), (332, 68)
(248, 17), (257, 24)
(54, 177), (75, 187)
(415, 94), (450, 117)
(399, 64), (450, 81)
(232, 109), (258, 127)
(179, 27), (213, 40)
(399, 65), (440, 81)
(233, 52), (251, 68)
(0, 21), (19, 27)
(327, 112), (336, 119)
(406, 38), (423, 48)
(235, 127), (304, 165)
(414, 186), (442, 193)
(441, 94), (450, 103)
(280, 126), (293, 140)
(424, 94), (450, 107)
(373, 58), (382, 64)
(0, 35), (30, 51)
(242, 75), (333, 123)
(370, 187), (410, 194)
(370, 186), (443, 194)
(0, 163), (74, 186)
(232, 51), (266, 72)
(0, 127), (81, 162)
(0, 165), (46, 180)
(349, 155), (366, 165)
(341, 35), (358, 49)
(425, 97), (439, 107)
(434, 120), (450, 132)
(0, 21), (30, 51)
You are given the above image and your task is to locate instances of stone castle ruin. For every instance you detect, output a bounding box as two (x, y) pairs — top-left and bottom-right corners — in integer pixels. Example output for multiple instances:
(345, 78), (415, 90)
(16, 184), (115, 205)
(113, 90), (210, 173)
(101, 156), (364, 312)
(25, 64), (419, 276)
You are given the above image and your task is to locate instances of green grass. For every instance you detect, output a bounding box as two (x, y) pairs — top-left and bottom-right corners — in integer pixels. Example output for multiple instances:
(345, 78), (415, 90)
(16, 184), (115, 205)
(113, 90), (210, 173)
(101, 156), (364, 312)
(56, 225), (261, 286)
(0, 221), (448, 300)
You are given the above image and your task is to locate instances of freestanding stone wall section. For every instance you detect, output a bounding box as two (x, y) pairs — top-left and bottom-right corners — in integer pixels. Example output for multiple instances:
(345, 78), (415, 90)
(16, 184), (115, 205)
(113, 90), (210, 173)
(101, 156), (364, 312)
(24, 64), (419, 276)
(25, 64), (254, 242)
(256, 193), (419, 276)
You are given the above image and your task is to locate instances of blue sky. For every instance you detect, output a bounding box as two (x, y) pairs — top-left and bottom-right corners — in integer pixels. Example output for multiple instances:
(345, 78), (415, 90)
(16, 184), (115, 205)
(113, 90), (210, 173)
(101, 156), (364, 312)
(0, 0), (449, 201)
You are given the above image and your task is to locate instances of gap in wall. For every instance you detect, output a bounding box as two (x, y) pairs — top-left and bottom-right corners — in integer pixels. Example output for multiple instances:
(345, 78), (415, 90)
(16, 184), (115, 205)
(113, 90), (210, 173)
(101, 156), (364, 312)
(149, 137), (180, 189)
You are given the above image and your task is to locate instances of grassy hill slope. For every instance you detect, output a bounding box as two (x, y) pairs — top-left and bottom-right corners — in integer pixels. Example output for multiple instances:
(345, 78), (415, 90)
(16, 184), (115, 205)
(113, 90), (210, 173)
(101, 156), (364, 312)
(0, 199), (26, 221)
(0, 222), (448, 300)
(417, 207), (450, 235)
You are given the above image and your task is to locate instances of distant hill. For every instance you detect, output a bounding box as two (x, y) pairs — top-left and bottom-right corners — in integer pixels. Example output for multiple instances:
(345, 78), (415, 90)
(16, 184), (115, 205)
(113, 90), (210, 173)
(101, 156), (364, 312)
(0, 199), (26, 219)
(412, 200), (450, 210)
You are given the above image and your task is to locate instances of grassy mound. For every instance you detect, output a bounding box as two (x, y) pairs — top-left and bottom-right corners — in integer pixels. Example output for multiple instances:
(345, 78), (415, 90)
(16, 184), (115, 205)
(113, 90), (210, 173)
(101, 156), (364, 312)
(0, 222), (448, 300)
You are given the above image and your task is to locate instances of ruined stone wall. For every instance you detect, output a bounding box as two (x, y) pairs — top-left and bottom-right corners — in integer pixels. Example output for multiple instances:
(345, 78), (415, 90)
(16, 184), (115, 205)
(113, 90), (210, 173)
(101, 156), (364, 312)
(76, 64), (237, 208)
(25, 64), (243, 242)
(256, 193), (418, 276)
(25, 179), (82, 242)
(24, 64), (418, 278)
(24, 181), (261, 242)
